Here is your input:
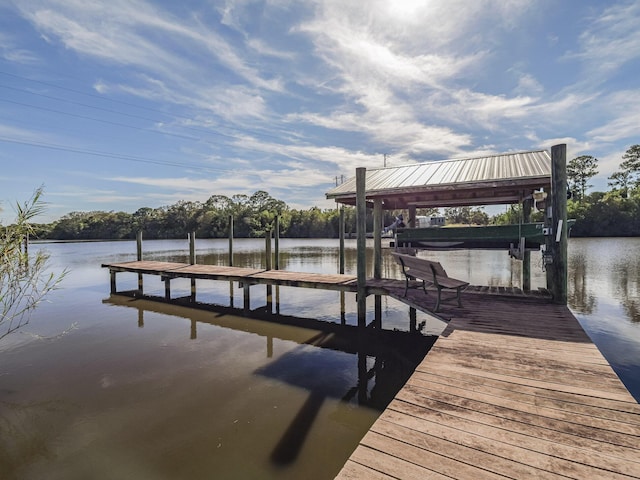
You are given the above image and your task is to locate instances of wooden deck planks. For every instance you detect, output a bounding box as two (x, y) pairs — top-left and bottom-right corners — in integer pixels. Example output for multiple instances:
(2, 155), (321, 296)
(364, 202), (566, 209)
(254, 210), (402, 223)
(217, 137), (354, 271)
(337, 296), (640, 479)
(102, 260), (360, 292)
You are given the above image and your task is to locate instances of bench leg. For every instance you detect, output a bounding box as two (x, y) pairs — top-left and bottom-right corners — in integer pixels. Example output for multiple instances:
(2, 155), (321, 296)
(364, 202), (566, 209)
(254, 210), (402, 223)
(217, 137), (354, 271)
(434, 288), (442, 312)
(403, 276), (409, 296)
(456, 287), (463, 307)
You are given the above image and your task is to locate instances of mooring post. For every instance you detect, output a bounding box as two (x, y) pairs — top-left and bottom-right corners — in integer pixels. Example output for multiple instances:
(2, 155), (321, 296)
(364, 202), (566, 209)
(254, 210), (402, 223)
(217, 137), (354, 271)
(550, 144), (568, 304)
(189, 232), (195, 264)
(373, 198), (382, 280)
(522, 198), (532, 292)
(356, 167), (367, 328)
(339, 207), (345, 274)
(228, 215), (234, 267)
(373, 198), (383, 330)
(265, 227), (273, 311)
(274, 215), (280, 270)
(228, 215), (234, 306)
(265, 228), (272, 271)
(189, 232), (196, 301)
(408, 205), (416, 228)
(136, 231), (143, 294)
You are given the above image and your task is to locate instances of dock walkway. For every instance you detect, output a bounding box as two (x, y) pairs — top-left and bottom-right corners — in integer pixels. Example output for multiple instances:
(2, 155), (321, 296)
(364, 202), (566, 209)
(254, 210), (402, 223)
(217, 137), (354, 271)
(336, 294), (640, 479)
(102, 261), (640, 478)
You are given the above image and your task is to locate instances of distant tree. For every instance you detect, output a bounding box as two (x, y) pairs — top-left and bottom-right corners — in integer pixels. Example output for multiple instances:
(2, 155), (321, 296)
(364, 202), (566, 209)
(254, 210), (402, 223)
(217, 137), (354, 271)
(1, 187), (66, 339)
(608, 170), (633, 198)
(567, 155), (598, 201)
(621, 144), (640, 190)
(469, 209), (489, 225)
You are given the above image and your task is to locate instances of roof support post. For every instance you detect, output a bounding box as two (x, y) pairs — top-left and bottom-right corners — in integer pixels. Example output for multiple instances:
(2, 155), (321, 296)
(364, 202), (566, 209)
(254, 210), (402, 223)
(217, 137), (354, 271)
(522, 198), (532, 292)
(373, 198), (382, 280)
(356, 167), (367, 328)
(549, 144), (568, 304)
(408, 205), (416, 228)
(339, 207), (345, 274)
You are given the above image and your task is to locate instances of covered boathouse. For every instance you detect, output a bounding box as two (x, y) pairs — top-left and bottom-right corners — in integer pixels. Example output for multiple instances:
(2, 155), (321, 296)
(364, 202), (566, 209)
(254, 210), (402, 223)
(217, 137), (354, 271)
(325, 146), (569, 303)
(325, 147), (640, 479)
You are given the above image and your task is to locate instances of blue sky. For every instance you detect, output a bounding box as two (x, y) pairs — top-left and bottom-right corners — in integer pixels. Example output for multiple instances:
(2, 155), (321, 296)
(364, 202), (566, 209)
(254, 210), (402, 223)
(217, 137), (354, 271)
(1, 0), (639, 223)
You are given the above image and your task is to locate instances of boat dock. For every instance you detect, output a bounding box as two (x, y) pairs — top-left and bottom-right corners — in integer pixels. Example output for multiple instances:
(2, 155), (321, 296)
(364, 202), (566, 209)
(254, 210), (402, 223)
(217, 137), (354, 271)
(337, 294), (640, 479)
(102, 261), (640, 478)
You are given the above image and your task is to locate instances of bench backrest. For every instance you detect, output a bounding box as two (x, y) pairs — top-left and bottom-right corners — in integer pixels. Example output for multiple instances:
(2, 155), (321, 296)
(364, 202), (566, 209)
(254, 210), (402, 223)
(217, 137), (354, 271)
(391, 252), (448, 278)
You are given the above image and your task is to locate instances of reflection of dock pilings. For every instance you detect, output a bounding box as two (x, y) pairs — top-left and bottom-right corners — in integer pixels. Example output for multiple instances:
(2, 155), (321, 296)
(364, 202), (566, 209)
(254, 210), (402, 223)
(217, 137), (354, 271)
(103, 294), (434, 358)
(103, 294), (435, 467)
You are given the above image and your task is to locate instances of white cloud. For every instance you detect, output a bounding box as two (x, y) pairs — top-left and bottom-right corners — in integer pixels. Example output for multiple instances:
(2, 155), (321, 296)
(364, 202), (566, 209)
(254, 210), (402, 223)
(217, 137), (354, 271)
(514, 73), (544, 96)
(17, 0), (283, 93)
(587, 90), (640, 143)
(569, 1), (640, 76)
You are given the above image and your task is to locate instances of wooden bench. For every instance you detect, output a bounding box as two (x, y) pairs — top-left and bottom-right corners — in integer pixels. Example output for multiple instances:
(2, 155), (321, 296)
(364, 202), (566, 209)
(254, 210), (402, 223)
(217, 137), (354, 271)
(391, 252), (469, 312)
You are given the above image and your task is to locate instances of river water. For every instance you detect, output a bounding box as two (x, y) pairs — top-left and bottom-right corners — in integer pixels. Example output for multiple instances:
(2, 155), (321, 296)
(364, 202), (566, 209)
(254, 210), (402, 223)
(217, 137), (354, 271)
(1, 237), (638, 479)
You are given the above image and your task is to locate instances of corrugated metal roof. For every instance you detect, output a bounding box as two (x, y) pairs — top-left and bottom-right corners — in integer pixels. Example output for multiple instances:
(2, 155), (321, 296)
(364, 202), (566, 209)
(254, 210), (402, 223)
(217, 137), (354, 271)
(326, 150), (552, 208)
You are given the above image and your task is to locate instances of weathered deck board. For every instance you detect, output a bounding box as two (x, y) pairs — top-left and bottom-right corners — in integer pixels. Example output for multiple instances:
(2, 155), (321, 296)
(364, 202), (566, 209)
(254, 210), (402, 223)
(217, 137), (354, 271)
(337, 296), (640, 480)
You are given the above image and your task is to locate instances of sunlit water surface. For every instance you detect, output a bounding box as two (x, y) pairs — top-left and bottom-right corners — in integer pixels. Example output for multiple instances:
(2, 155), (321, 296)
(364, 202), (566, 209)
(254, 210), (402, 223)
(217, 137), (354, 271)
(1, 237), (638, 479)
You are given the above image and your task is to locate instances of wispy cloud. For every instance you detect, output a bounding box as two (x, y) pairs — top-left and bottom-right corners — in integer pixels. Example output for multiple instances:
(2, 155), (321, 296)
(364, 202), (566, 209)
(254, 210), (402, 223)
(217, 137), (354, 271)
(0, 32), (39, 64)
(569, 1), (640, 76)
(17, 0), (283, 99)
(586, 90), (640, 143)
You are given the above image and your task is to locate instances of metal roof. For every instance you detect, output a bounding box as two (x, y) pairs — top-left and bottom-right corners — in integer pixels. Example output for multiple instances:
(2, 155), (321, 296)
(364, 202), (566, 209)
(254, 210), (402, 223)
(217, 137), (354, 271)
(326, 150), (552, 208)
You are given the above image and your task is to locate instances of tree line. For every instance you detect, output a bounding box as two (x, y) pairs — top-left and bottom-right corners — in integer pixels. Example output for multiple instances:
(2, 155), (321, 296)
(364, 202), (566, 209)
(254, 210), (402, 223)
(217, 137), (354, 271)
(26, 190), (490, 241)
(17, 144), (640, 240)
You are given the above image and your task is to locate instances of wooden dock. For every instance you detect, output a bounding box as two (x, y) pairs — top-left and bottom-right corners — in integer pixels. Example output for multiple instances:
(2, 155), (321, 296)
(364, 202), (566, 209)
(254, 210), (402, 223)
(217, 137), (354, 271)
(336, 294), (640, 479)
(102, 261), (640, 478)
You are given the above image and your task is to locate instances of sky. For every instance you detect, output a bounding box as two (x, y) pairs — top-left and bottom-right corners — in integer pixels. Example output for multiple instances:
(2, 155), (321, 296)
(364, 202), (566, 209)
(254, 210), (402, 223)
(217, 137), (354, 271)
(1, 0), (639, 223)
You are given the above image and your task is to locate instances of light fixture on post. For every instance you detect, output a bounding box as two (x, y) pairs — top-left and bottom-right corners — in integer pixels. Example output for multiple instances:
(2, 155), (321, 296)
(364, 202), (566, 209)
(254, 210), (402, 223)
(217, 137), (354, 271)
(532, 189), (547, 211)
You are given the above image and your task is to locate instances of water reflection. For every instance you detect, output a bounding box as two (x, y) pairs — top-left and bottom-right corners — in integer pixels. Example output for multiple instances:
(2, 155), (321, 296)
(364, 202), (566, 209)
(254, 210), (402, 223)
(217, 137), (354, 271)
(611, 259), (640, 323)
(104, 295), (434, 468)
(568, 252), (597, 315)
(567, 239), (640, 323)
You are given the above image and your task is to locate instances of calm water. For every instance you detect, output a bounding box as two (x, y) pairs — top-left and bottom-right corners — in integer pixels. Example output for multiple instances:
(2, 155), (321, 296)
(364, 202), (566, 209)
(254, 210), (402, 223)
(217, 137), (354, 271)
(1, 237), (639, 479)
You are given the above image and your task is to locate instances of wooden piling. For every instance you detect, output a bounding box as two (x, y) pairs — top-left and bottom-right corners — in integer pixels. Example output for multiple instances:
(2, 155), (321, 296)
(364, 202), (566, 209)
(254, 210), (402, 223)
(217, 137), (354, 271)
(339, 207), (345, 274)
(265, 228), (272, 271)
(228, 215), (234, 305)
(274, 215), (280, 270)
(522, 198), (532, 292)
(228, 215), (234, 267)
(189, 232), (196, 301)
(550, 143), (568, 304)
(136, 231), (143, 293)
(408, 205), (416, 229)
(373, 198), (382, 280)
(356, 167), (367, 328)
